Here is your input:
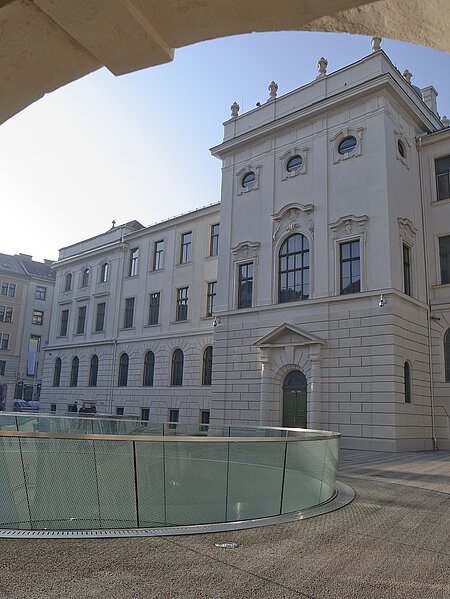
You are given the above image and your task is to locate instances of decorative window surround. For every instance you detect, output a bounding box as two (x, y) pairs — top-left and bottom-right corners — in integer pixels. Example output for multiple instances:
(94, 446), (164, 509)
(272, 204), (314, 242)
(330, 215), (368, 294)
(231, 241), (261, 262)
(330, 127), (363, 163)
(398, 218), (417, 246)
(236, 165), (261, 196)
(280, 147), (308, 180)
(394, 131), (411, 169)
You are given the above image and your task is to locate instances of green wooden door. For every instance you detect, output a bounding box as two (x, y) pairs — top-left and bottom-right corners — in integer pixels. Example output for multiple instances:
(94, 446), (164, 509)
(282, 370), (307, 428)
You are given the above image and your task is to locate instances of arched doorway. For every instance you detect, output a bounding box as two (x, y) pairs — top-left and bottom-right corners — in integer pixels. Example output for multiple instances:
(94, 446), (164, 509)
(282, 370), (307, 428)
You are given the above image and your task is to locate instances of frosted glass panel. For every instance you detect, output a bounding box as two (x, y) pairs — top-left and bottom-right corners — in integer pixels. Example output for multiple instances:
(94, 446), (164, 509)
(282, 440), (327, 513)
(135, 441), (166, 527)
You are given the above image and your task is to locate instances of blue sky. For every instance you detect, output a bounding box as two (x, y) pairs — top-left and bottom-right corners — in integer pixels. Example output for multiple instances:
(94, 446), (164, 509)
(1, 31), (449, 262)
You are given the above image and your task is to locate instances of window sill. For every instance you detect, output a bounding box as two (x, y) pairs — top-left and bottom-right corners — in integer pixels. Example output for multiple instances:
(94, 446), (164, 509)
(171, 319), (190, 324)
(92, 330), (105, 335)
(120, 327), (136, 331)
(144, 323), (161, 328)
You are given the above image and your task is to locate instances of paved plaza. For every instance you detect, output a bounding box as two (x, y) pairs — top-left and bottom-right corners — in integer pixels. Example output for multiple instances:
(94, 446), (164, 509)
(0, 449), (449, 599)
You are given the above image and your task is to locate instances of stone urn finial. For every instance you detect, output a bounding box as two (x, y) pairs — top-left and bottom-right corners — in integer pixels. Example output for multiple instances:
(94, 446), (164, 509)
(371, 36), (382, 52)
(230, 101), (240, 119)
(267, 81), (278, 101)
(316, 57), (328, 79)
(441, 116), (450, 128)
(402, 69), (412, 84)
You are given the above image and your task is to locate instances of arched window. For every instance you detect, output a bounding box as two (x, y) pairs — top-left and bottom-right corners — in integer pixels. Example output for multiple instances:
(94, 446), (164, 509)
(70, 356), (79, 387)
(171, 349), (184, 386)
(279, 234), (310, 303)
(404, 362), (412, 403)
(53, 358), (61, 387)
(64, 273), (72, 292)
(89, 355), (99, 387)
(143, 351), (155, 386)
(283, 370), (307, 428)
(118, 353), (129, 387)
(202, 346), (213, 386)
(445, 329), (450, 382)
(100, 263), (109, 283)
(81, 267), (90, 288)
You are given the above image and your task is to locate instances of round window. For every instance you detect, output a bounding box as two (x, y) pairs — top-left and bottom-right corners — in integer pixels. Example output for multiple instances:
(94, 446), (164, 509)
(242, 171), (256, 189)
(398, 139), (406, 158)
(286, 155), (303, 173)
(338, 136), (357, 155)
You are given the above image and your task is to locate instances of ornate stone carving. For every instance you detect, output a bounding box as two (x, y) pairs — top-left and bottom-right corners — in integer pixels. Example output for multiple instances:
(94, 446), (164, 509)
(316, 57), (328, 78)
(371, 36), (382, 52)
(329, 215), (368, 240)
(231, 241), (261, 261)
(398, 218), (417, 245)
(230, 101), (239, 118)
(267, 81), (278, 101)
(272, 203), (314, 241)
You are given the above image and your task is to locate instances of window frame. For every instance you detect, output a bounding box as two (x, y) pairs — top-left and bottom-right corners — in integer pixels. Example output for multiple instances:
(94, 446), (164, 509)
(100, 262), (109, 283)
(64, 273), (72, 292)
(69, 356), (79, 387)
(35, 286), (47, 301)
(88, 355), (99, 387)
(95, 302), (106, 332)
(76, 306), (87, 334)
(0, 306), (13, 323)
(444, 329), (450, 383)
(1, 282), (16, 297)
(59, 309), (69, 337)
(438, 235), (450, 285)
(237, 262), (254, 309)
(404, 361), (412, 403)
(435, 154), (450, 202)
(143, 351), (155, 387)
(0, 333), (10, 350)
(153, 240), (164, 271)
(202, 346), (213, 386)
(168, 408), (179, 430)
(129, 248), (139, 277)
(123, 297), (135, 329)
(176, 287), (189, 321)
(81, 267), (90, 288)
(53, 358), (62, 387)
(180, 232), (192, 264)
(171, 349), (184, 386)
(339, 239), (361, 295)
(206, 281), (216, 318)
(118, 353), (129, 387)
(148, 292), (160, 325)
(209, 224), (220, 257)
(402, 243), (412, 296)
(32, 309), (44, 326)
(278, 233), (310, 303)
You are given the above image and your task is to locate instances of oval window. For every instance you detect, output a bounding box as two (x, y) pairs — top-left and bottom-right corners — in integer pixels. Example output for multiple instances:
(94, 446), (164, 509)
(286, 155), (303, 173)
(242, 171), (256, 189)
(338, 136), (357, 155)
(398, 139), (406, 158)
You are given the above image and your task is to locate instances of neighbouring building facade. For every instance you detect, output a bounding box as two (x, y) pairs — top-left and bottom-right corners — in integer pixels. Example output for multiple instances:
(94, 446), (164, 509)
(41, 43), (450, 451)
(0, 253), (55, 409)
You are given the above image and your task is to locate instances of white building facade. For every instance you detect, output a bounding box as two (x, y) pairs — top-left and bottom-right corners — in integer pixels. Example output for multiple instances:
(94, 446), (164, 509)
(41, 46), (450, 451)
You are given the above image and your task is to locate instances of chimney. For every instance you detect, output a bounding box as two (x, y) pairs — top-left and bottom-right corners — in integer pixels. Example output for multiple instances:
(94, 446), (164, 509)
(16, 253), (33, 260)
(421, 86), (439, 116)
(44, 259), (53, 266)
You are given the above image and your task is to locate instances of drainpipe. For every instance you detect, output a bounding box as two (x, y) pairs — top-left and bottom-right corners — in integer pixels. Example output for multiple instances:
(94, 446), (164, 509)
(417, 135), (438, 449)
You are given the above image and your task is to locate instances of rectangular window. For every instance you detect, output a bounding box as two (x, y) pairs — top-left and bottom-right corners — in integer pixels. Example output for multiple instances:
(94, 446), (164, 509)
(27, 335), (41, 376)
(180, 232), (192, 264)
(403, 244), (412, 296)
(153, 240), (164, 270)
(116, 407), (124, 416)
(200, 410), (210, 432)
(0, 306), (13, 323)
(340, 240), (361, 294)
(206, 282), (217, 317)
(141, 408), (150, 421)
(168, 408), (179, 430)
(148, 292), (160, 325)
(238, 263), (253, 309)
(0, 360), (5, 376)
(439, 235), (450, 284)
(124, 297), (135, 328)
(76, 306), (87, 334)
(129, 248), (139, 276)
(176, 287), (189, 321)
(35, 286), (47, 301)
(0, 333), (10, 350)
(50, 404), (57, 413)
(210, 224), (219, 257)
(32, 310), (44, 325)
(60, 309), (69, 336)
(1, 282), (16, 297)
(95, 302), (106, 332)
(435, 155), (450, 201)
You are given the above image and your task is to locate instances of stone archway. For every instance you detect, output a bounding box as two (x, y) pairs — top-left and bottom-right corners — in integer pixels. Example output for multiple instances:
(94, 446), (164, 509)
(1, 1), (450, 126)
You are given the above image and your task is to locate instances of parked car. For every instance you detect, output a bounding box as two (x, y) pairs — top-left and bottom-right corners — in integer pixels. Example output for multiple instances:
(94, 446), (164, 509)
(13, 400), (40, 413)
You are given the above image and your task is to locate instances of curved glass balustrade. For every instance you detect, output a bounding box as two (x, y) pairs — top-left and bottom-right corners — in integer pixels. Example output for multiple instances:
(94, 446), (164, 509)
(0, 414), (340, 531)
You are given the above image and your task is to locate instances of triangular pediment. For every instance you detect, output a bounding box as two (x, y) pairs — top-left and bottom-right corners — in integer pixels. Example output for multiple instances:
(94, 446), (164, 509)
(253, 323), (325, 348)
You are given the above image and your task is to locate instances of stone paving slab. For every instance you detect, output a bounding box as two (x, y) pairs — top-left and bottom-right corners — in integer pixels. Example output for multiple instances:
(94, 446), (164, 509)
(0, 449), (449, 599)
